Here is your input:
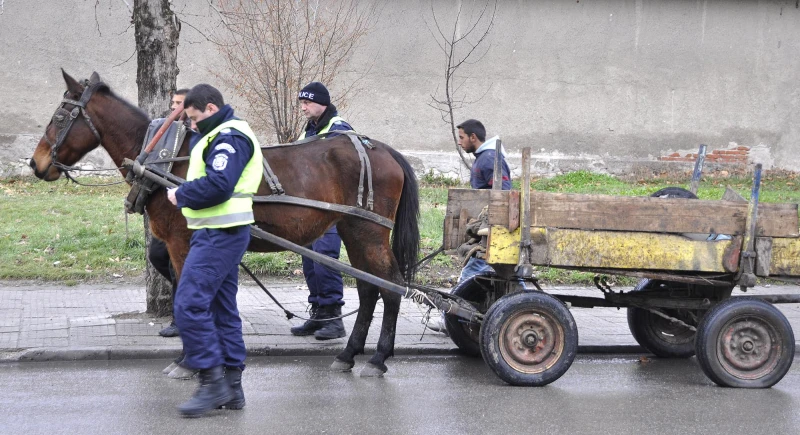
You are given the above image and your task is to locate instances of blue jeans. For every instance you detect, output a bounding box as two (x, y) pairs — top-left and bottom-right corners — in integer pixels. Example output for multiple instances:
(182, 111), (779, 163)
(459, 257), (495, 283)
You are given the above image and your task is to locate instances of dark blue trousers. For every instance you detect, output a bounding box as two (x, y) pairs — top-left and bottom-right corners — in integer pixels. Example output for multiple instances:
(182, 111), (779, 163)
(175, 226), (249, 370)
(301, 227), (344, 307)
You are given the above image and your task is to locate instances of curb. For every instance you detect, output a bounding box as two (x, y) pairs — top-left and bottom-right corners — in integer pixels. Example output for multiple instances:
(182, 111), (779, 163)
(1, 344), (646, 363)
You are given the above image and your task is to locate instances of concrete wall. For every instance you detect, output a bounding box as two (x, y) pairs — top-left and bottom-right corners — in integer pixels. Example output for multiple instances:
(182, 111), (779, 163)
(2, 0), (798, 180)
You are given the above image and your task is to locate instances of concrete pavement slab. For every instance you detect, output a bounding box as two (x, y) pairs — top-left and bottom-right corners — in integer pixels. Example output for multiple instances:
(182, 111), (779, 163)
(1, 280), (799, 362)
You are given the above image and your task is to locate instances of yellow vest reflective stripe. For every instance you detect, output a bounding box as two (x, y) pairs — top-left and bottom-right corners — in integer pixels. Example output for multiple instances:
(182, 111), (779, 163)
(298, 116), (346, 140)
(182, 119), (262, 229)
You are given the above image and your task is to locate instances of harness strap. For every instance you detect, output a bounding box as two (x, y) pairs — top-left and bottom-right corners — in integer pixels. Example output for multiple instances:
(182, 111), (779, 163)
(347, 134), (374, 210)
(252, 195), (394, 229)
(261, 156), (285, 195)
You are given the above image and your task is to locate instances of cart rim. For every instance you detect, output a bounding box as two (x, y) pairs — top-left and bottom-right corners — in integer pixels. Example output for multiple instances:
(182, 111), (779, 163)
(498, 310), (565, 374)
(716, 314), (782, 380)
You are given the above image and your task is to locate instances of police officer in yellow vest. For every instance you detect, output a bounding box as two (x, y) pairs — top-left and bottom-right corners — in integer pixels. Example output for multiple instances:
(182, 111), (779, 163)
(166, 84), (259, 417)
(289, 82), (352, 340)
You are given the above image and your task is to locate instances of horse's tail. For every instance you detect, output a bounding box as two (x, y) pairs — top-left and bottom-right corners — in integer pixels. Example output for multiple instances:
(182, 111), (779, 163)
(387, 147), (420, 283)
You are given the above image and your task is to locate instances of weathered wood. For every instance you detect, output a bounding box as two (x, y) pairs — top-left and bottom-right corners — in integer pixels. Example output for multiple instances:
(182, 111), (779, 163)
(444, 189), (490, 250)
(722, 186), (747, 202)
(508, 190), (520, 232)
(487, 225), (742, 272)
(759, 237), (800, 277)
(524, 192), (798, 237)
(488, 190), (509, 226)
(755, 237), (773, 276)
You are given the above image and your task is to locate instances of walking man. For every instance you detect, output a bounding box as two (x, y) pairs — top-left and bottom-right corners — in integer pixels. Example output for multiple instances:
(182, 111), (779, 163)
(166, 84), (261, 417)
(289, 82), (351, 340)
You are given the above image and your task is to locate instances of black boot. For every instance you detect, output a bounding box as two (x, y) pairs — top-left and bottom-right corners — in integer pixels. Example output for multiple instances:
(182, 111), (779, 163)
(159, 321), (180, 337)
(290, 303), (322, 336)
(177, 365), (232, 418)
(314, 305), (347, 340)
(221, 367), (245, 410)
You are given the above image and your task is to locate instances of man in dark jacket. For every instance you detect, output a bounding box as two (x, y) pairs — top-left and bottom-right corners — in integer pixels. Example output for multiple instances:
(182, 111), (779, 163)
(166, 84), (259, 417)
(289, 81), (351, 341)
(428, 119), (512, 334)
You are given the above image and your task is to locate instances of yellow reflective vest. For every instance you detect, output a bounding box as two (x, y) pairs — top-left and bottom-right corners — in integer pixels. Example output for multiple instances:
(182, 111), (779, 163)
(298, 116), (346, 140)
(182, 120), (262, 229)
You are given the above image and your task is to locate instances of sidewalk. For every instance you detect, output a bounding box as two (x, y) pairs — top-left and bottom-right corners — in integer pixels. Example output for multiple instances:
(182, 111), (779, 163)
(1, 281), (799, 362)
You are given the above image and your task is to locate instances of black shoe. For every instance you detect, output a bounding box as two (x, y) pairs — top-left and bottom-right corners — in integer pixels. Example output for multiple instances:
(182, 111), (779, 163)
(290, 303), (322, 336)
(177, 365), (232, 418)
(219, 367), (245, 410)
(314, 305), (347, 341)
(159, 322), (180, 337)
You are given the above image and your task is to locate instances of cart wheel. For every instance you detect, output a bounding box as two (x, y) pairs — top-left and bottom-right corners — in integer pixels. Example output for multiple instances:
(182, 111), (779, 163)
(627, 279), (696, 358)
(695, 297), (794, 388)
(444, 274), (495, 357)
(480, 291), (578, 386)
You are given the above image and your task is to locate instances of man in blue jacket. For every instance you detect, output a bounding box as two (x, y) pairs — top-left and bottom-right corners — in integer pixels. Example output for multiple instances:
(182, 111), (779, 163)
(428, 119), (512, 334)
(289, 82), (351, 340)
(456, 118), (512, 280)
(166, 84), (260, 417)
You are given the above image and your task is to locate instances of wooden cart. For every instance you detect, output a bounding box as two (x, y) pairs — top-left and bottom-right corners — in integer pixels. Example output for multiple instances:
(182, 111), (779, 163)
(442, 147), (800, 388)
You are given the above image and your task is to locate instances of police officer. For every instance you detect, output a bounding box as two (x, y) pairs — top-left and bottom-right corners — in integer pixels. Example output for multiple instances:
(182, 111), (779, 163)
(166, 84), (260, 417)
(289, 82), (351, 340)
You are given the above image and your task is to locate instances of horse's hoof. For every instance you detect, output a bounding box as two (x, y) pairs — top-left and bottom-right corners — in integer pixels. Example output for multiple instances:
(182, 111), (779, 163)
(330, 358), (355, 372)
(359, 363), (387, 378)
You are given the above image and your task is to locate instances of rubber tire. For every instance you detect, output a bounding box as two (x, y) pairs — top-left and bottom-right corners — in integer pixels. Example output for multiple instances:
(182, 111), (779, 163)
(650, 187), (698, 199)
(480, 291), (578, 386)
(695, 297), (794, 388)
(627, 279), (697, 358)
(444, 274), (495, 357)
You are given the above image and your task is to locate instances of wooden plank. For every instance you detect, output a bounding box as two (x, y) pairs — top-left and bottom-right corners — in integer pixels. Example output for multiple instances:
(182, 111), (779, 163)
(528, 192), (799, 237)
(486, 225), (742, 273)
(444, 189), (490, 250)
(508, 190), (520, 232)
(755, 237), (773, 276)
(488, 190), (509, 226)
(762, 237), (800, 277)
(443, 215), (455, 250)
(722, 186), (747, 202)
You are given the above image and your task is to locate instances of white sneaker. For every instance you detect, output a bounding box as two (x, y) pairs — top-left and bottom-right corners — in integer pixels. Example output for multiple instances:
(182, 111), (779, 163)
(167, 365), (199, 380)
(162, 361), (179, 375)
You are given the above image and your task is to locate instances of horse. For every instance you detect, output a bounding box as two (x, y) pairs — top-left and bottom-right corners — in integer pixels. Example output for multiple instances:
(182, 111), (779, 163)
(29, 70), (420, 377)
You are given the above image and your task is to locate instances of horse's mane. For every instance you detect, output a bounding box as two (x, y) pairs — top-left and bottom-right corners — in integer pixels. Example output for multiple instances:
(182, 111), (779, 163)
(92, 81), (153, 154)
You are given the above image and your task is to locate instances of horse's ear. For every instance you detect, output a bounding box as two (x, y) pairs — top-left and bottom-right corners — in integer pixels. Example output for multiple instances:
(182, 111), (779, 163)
(89, 71), (101, 85)
(61, 69), (84, 94)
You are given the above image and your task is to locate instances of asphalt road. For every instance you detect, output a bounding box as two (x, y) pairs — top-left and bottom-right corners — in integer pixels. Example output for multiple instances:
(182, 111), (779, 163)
(2, 355), (799, 435)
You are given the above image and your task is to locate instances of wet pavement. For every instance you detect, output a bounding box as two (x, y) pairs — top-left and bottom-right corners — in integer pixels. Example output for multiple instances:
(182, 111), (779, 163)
(1, 280), (800, 362)
(2, 355), (800, 434)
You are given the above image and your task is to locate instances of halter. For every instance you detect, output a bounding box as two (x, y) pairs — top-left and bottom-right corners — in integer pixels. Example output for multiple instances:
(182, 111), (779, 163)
(41, 80), (114, 184)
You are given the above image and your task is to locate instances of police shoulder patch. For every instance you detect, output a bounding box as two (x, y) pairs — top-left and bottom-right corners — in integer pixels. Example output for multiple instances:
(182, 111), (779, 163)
(214, 143), (236, 154)
(220, 128), (232, 134)
(212, 154), (229, 171)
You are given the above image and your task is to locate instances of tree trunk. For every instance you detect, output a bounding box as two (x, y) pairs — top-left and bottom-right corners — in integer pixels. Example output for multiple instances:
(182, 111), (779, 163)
(133, 0), (180, 316)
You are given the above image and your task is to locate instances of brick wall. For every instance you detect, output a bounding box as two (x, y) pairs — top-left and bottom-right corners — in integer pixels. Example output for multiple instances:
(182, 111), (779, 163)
(659, 146), (749, 165)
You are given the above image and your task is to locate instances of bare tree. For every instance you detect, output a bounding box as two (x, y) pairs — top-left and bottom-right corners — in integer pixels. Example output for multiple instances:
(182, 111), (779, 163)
(426, 0), (497, 169)
(209, 0), (376, 143)
(133, 0), (180, 316)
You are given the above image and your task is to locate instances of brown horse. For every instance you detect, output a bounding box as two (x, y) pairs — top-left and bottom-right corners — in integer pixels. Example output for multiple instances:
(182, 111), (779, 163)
(29, 70), (420, 377)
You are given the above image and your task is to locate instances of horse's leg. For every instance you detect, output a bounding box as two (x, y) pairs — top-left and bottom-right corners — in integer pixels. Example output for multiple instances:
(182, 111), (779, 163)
(334, 221), (404, 376)
(331, 280), (380, 371)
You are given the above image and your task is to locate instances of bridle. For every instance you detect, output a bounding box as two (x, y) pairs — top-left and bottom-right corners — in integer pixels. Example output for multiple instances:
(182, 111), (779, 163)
(41, 80), (123, 185)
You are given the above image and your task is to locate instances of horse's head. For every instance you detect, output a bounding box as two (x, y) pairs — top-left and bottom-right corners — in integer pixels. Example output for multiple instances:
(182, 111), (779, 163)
(29, 70), (106, 181)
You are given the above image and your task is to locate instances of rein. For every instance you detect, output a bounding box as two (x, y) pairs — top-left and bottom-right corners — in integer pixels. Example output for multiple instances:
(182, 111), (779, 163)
(41, 79), (126, 186)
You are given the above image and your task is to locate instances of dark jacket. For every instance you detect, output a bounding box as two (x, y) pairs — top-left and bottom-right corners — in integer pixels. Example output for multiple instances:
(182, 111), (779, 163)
(471, 136), (511, 190)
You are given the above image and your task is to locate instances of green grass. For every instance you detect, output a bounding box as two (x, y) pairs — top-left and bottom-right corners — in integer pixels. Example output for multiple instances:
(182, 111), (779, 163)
(2, 170), (799, 285)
